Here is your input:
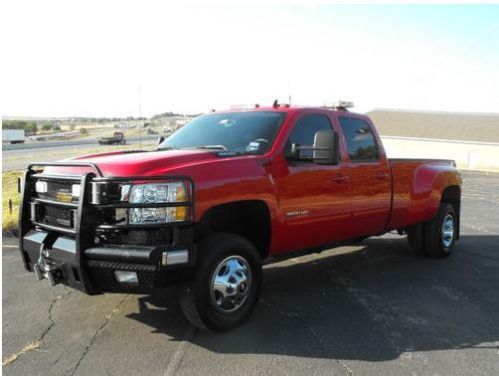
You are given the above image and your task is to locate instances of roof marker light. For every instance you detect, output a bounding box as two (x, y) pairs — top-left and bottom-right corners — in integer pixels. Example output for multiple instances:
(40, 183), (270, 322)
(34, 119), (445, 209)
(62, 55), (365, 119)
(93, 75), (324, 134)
(323, 100), (354, 111)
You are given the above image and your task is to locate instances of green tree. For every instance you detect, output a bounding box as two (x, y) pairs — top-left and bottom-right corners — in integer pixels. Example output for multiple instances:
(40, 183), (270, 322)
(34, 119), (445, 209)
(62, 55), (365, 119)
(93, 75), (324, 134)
(2, 120), (27, 129)
(2, 120), (37, 135)
(25, 121), (37, 136)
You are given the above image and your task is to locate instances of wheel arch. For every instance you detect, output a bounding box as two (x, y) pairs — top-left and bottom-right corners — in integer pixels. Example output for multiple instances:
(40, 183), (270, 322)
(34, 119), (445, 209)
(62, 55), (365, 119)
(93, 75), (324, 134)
(195, 200), (272, 259)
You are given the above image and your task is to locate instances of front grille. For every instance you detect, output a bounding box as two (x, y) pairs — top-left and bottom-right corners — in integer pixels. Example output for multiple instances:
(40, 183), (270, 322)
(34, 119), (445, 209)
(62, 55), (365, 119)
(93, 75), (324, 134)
(38, 181), (78, 203)
(40, 205), (75, 228)
(32, 177), (80, 229)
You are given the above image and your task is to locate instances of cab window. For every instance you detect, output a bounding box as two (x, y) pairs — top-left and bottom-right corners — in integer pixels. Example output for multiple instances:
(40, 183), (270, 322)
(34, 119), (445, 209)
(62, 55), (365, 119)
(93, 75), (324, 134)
(286, 114), (332, 159)
(338, 117), (379, 161)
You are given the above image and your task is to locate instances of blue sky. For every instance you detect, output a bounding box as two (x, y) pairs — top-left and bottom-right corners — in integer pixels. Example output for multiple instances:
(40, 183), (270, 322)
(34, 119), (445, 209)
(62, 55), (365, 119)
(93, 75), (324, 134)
(2, 3), (499, 117)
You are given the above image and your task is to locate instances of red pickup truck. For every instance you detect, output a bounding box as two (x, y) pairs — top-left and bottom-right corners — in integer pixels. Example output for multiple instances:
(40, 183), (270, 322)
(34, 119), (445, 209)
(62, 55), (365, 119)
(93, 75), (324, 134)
(18, 103), (462, 331)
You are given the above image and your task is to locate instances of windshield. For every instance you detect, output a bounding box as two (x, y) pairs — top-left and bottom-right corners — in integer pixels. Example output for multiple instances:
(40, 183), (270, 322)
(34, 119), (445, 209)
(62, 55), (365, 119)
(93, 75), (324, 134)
(158, 111), (286, 154)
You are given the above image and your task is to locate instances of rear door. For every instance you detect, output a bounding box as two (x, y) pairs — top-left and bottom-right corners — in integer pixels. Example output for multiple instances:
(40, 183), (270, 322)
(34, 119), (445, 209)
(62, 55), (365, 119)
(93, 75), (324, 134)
(273, 111), (352, 253)
(338, 115), (391, 236)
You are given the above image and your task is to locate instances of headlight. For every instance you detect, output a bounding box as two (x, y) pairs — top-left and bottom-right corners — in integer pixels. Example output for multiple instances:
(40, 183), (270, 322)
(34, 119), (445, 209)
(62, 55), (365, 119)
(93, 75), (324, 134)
(129, 182), (186, 204)
(125, 182), (189, 224)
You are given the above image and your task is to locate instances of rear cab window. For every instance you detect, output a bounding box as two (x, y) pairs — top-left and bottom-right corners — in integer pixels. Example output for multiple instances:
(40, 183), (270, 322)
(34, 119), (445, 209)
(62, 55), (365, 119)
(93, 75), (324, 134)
(338, 117), (379, 161)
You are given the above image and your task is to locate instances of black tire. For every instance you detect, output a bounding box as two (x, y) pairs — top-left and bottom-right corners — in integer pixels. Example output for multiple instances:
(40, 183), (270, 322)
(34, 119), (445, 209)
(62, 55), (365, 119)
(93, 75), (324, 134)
(179, 233), (262, 332)
(407, 224), (427, 256)
(424, 203), (457, 258)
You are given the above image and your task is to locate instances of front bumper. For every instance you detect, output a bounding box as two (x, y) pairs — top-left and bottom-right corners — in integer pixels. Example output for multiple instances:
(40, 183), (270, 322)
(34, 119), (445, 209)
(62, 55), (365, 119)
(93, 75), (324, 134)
(22, 229), (196, 293)
(19, 162), (196, 294)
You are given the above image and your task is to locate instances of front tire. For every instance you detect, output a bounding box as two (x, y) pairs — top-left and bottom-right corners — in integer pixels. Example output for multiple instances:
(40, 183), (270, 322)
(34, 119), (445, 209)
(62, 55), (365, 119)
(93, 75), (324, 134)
(179, 234), (262, 331)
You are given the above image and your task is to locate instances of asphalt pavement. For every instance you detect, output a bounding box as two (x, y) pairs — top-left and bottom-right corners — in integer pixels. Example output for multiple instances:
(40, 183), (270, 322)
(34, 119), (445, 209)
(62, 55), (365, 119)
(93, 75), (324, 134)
(2, 170), (499, 375)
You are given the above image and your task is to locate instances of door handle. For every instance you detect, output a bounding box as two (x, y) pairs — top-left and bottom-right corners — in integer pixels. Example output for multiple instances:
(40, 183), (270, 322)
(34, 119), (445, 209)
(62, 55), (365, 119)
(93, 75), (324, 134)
(376, 171), (389, 180)
(331, 175), (349, 183)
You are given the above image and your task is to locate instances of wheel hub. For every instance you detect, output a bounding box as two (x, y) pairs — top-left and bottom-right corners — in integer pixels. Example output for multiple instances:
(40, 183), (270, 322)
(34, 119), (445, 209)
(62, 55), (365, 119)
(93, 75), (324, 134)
(210, 256), (252, 313)
(442, 214), (455, 248)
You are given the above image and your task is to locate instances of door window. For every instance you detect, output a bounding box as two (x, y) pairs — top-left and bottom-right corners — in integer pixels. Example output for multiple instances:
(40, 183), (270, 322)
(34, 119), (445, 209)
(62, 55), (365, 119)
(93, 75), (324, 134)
(286, 114), (332, 159)
(338, 117), (379, 161)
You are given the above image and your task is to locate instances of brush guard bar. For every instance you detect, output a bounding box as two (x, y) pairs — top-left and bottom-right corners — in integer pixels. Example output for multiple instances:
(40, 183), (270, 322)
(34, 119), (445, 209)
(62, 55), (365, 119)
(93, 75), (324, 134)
(18, 162), (195, 294)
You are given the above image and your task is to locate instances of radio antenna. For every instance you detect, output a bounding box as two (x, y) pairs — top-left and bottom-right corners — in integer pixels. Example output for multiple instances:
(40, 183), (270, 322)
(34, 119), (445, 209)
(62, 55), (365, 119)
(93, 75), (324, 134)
(288, 80), (292, 104)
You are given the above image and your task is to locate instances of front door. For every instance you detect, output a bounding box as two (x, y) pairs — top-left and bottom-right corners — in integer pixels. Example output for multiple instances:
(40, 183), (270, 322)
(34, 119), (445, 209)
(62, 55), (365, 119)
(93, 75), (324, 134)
(272, 112), (352, 254)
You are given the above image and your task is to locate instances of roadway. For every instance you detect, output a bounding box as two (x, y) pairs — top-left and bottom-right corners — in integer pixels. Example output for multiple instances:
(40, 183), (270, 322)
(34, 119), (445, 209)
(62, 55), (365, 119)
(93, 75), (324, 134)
(2, 135), (159, 151)
(2, 138), (157, 171)
(2, 170), (499, 375)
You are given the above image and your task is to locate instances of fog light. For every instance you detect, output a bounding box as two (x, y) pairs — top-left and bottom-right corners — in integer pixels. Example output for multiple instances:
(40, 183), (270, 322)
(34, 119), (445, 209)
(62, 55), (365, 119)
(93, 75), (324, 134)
(71, 184), (81, 197)
(36, 181), (48, 193)
(114, 271), (138, 284)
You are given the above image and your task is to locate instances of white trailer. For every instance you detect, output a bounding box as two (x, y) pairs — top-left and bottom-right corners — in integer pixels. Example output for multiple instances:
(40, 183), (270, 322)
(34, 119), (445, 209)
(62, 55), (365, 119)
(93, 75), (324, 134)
(2, 129), (25, 144)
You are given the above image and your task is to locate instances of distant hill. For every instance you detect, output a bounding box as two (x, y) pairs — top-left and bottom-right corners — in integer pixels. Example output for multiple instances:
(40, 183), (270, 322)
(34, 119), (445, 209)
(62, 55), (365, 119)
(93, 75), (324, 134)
(366, 109), (499, 143)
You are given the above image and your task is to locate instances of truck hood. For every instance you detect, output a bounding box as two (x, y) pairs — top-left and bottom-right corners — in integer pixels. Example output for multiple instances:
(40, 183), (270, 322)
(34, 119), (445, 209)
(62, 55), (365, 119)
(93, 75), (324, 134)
(55, 149), (219, 176)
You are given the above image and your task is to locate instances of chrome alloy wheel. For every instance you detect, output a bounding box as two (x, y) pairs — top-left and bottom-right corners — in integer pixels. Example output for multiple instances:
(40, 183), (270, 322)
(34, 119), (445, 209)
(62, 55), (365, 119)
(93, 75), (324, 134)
(210, 255), (252, 313)
(441, 214), (455, 248)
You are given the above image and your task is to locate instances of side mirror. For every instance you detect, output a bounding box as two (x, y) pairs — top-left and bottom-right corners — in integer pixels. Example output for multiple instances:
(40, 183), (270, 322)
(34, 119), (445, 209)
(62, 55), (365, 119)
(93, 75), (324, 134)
(313, 130), (339, 165)
(157, 136), (165, 145)
(286, 130), (339, 165)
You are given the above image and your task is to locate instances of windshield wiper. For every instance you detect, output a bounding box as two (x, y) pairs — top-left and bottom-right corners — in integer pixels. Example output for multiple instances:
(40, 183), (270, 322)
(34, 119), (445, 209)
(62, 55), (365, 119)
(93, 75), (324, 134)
(158, 145), (235, 153)
(156, 146), (177, 151)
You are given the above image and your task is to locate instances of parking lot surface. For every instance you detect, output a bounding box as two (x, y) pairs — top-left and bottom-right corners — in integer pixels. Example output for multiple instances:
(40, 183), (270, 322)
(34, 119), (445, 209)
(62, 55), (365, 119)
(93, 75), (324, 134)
(2, 170), (499, 375)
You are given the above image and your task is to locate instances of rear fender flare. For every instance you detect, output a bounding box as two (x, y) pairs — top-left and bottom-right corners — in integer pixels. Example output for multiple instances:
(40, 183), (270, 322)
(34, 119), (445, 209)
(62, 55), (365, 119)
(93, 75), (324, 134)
(413, 165), (461, 222)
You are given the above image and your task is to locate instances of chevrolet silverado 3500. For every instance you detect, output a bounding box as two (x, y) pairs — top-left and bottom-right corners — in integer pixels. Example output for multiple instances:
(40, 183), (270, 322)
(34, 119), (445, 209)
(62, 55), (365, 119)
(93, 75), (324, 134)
(18, 103), (462, 331)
